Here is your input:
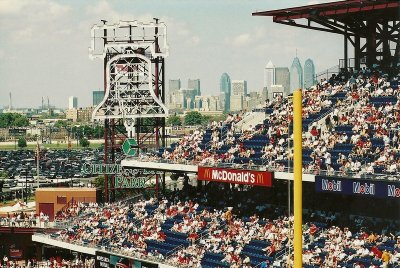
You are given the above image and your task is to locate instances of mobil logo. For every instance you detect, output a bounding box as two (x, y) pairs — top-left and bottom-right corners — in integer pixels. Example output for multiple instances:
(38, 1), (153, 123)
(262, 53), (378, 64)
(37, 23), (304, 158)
(321, 179), (342, 192)
(387, 185), (400, 198)
(352, 182), (375, 195)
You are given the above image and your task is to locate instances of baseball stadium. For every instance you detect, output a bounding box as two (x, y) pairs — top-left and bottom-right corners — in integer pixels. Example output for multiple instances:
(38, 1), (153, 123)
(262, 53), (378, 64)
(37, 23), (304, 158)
(0, 1), (399, 268)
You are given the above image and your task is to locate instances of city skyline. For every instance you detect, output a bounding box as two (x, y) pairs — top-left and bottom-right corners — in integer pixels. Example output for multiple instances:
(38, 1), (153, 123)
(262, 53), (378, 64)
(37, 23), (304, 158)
(0, 0), (343, 109)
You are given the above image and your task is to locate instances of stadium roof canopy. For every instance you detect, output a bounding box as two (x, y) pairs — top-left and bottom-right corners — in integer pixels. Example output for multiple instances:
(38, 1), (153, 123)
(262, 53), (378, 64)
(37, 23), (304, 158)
(253, 0), (400, 70)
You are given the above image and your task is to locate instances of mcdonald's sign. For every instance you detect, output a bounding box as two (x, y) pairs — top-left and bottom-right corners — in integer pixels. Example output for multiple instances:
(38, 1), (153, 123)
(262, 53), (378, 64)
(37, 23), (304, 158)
(198, 167), (273, 187)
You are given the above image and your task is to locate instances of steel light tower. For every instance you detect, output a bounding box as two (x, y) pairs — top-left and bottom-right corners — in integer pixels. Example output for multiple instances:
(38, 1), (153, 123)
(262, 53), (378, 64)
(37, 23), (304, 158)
(90, 20), (169, 202)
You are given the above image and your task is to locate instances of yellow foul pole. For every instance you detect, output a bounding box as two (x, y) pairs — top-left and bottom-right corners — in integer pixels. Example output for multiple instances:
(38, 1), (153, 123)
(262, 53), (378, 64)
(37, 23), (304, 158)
(293, 90), (303, 268)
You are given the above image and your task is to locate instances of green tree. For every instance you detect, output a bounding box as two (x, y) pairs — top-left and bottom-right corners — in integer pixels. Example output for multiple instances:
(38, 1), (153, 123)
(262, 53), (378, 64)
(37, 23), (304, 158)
(17, 137), (27, 148)
(80, 138), (90, 147)
(82, 125), (93, 138)
(54, 120), (69, 128)
(0, 113), (29, 128)
(93, 125), (104, 139)
(184, 111), (203, 125)
(167, 115), (182, 126)
(210, 113), (228, 122)
(140, 118), (156, 133)
(13, 115), (29, 127)
(201, 115), (212, 126)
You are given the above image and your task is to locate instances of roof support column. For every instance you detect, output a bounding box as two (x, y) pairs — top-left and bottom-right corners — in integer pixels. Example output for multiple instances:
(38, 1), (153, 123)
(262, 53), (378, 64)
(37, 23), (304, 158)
(381, 21), (391, 67)
(366, 19), (377, 67)
(354, 35), (361, 71)
(344, 26), (348, 70)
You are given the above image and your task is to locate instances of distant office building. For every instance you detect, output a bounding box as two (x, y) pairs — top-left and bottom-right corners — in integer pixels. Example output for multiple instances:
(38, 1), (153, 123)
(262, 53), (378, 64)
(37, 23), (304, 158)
(194, 95), (222, 112)
(261, 87), (268, 102)
(230, 80), (247, 111)
(268, 85), (285, 100)
(169, 79), (181, 92)
(92, 90), (104, 106)
(264, 60), (275, 90)
(290, 57), (303, 93)
(188, 79), (201, 96)
(231, 80), (247, 96)
(173, 88), (197, 109)
(66, 107), (94, 122)
(168, 79), (181, 105)
(220, 73), (231, 112)
(243, 91), (263, 111)
(275, 67), (290, 96)
(68, 96), (78, 109)
(194, 96), (202, 109)
(66, 109), (78, 122)
(304, 58), (316, 89)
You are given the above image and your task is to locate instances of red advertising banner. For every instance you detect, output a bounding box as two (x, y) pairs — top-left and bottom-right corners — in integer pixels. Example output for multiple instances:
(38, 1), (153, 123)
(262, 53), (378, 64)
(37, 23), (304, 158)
(198, 166), (273, 187)
(9, 249), (23, 258)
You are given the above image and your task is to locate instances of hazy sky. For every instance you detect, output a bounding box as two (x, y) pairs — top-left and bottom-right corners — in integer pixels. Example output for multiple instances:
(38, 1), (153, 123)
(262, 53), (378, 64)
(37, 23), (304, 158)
(0, 0), (344, 109)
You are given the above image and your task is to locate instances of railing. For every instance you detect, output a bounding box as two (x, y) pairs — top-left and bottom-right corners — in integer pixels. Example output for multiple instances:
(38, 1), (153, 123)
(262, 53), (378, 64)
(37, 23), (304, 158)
(164, 213), (228, 265)
(130, 200), (159, 230)
(54, 194), (143, 229)
(253, 225), (324, 268)
(235, 111), (261, 131)
(127, 155), (400, 182)
(0, 216), (40, 228)
(315, 65), (339, 82)
(33, 232), (174, 266)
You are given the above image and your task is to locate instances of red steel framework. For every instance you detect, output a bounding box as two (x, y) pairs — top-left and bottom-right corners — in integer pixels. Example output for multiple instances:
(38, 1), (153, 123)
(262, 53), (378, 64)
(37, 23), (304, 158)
(253, 0), (400, 70)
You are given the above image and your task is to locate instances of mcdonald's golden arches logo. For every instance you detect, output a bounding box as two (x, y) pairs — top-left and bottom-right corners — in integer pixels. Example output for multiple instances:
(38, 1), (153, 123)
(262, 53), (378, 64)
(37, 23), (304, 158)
(204, 168), (211, 179)
(256, 173), (264, 184)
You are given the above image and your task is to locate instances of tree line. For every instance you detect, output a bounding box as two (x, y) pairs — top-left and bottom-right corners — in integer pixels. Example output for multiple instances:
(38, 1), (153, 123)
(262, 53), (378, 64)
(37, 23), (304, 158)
(0, 113), (29, 128)
(167, 111), (227, 126)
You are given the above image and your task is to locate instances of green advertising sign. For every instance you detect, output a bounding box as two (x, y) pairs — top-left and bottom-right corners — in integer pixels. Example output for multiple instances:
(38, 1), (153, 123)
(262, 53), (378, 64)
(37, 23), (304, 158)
(81, 163), (163, 189)
(115, 176), (146, 188)
(122, 138), (138, 156)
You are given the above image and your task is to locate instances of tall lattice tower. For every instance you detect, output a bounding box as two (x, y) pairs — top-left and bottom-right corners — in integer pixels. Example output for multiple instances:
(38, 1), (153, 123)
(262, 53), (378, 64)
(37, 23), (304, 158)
(90, 19), (169, 202)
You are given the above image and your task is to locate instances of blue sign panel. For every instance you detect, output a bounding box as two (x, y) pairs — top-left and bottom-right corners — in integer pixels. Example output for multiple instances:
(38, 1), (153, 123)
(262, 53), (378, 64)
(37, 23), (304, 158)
(315, 176), (400, 199)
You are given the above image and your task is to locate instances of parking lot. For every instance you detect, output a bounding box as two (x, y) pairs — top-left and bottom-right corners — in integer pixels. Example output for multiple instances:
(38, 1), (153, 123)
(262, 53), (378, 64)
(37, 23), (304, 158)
(0, 148), (103, 202)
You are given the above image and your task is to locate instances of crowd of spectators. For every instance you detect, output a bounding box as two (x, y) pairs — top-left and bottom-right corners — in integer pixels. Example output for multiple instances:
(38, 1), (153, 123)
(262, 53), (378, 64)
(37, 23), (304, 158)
(161, 113), (244, 165)
(49, 183), (399, 268)
(140, 65), (400, 180)
(55, 202), (99, 221)
(0, 211), (40, 227)
(1, 256), (94, 268)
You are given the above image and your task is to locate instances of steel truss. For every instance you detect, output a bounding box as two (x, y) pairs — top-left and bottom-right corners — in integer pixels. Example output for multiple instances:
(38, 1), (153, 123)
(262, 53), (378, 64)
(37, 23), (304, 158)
(253, 0), (400, 70)
(90, 19), (168, 202)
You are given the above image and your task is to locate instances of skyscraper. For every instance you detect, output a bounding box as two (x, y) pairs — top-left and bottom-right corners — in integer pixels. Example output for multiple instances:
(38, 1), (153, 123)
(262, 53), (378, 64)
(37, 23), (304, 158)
(169, 79), (181, 93)
(220, 73), (231, 112)
(168, 79), (181, 107)
(68, 96), (78, 109)
(290, 57), (303, 93)
(230, 80), (247, 111)
(92, 90), (104, 106)
(188, 79), (201, 96)
(264, 60), (275, 90)
(275, 67), (290, 96)
(304, 58), (316, 89)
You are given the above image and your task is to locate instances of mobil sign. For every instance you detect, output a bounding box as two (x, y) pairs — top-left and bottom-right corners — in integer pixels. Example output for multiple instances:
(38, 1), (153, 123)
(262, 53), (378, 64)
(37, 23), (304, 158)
(387, 184), (400, 198)
(198, 166), (273, 187)
(316, 176), (400, 199)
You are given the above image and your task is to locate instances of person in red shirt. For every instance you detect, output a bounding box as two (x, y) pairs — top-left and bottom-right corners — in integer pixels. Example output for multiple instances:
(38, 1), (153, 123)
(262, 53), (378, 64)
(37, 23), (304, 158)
(370, 246), (382, 258)
(309, 224), (318, 242)
(188, 232), (199, 245)
(157, 231), (167, 241)
(310, 127), (319, 137)
(265, 243), (275, 256)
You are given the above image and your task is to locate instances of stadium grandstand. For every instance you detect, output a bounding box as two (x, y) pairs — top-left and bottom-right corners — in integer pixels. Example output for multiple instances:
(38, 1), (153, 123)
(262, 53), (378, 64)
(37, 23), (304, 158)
(4, 1), (398, 268)
(29, 48), (400, 268)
